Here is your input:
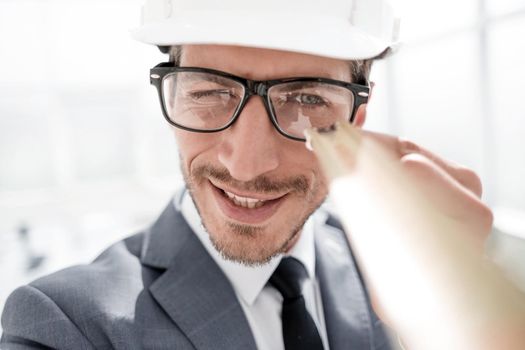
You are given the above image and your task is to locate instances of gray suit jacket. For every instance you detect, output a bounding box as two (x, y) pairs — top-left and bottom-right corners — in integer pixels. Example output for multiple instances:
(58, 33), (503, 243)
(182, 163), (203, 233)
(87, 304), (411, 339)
(1, 193), (392, 349)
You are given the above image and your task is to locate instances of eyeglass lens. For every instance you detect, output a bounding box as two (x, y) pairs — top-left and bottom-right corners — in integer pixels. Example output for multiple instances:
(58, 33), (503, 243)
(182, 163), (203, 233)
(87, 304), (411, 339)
(161, 71), (355, 138)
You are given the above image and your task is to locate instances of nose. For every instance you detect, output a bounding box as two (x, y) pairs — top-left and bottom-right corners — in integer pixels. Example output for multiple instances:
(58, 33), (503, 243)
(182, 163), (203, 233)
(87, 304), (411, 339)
(217, 97), (280, 182)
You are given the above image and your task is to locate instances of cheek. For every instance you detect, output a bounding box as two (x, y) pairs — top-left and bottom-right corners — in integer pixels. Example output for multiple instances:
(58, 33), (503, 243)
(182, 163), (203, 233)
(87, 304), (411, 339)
(174, 129), (219, 169)
(282, 143), (329, 192)
(312, 165), (330, 201)
(302, 150), (330, 198)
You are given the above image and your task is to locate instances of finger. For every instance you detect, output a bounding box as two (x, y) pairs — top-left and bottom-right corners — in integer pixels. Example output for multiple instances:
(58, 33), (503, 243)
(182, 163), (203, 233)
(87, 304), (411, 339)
(401, 152), (493, 245)
(358, 130), (483, 198)
(398, 138), (483, 198)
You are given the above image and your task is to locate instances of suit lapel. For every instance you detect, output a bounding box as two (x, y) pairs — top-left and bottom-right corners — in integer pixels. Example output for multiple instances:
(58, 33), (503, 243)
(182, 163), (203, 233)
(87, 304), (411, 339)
(315, 215), (374, 350)
(142, 199), (257, 350)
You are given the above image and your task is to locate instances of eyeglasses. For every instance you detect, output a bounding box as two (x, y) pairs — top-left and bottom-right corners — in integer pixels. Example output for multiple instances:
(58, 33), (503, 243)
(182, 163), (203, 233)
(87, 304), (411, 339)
(150, 62), (370, 141)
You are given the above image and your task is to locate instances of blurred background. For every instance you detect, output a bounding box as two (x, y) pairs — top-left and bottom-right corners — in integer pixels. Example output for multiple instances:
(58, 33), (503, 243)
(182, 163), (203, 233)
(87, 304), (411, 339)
(1, 0), (524, 328)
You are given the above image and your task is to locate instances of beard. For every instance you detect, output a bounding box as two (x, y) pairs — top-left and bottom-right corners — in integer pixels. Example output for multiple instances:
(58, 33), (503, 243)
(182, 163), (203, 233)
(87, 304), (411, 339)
(180, 158), (327, 266)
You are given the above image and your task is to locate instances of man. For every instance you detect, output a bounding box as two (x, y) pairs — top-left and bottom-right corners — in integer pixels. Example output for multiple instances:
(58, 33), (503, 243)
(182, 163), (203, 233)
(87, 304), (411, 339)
(1, 0), (495, 349)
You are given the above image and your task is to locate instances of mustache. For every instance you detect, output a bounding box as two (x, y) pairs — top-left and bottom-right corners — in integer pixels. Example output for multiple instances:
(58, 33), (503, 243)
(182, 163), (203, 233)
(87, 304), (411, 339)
(191, 165), (310, 195)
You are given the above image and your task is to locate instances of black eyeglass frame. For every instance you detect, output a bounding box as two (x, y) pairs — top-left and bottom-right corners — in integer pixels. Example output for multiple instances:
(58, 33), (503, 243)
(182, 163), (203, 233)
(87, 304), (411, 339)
(150, 62), (370, 142)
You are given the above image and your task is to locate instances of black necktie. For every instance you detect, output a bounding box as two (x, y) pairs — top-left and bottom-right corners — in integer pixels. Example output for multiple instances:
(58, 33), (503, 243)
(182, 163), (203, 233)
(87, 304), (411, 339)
(270, 257), (324, 350)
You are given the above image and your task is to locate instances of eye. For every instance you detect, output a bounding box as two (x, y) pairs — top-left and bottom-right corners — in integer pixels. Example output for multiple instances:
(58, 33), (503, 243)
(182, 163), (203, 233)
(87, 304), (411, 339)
(294, 93), (329, 106)
(277, 92), (330, 108)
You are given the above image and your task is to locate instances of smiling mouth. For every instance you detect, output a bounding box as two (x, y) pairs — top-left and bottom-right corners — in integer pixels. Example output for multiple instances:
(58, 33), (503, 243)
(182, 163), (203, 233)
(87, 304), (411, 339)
(222, 190), (267, 209)
(209, 180), (286, 208)
(208, 180), (289, 224)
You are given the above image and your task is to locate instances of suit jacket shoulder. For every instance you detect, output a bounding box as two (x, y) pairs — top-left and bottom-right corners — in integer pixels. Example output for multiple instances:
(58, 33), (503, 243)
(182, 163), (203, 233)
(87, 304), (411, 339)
(1, 233), (149, 349)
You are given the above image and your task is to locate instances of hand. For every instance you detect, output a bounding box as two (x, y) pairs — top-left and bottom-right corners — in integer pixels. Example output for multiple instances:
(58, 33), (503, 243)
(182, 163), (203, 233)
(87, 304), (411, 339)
(306, 123), (525, 350)
(340, 130), (493, 326)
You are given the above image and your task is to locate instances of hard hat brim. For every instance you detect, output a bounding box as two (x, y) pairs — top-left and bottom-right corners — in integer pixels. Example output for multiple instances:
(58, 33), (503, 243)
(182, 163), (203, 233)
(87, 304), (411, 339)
(131, 11), (391, 60)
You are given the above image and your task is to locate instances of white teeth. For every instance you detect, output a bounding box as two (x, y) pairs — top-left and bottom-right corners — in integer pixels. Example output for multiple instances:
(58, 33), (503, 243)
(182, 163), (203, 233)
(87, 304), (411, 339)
(224, 190), (266, 209)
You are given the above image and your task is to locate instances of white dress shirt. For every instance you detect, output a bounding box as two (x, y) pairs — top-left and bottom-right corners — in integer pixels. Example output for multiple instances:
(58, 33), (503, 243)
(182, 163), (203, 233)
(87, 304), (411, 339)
(177, 193), (330, 350)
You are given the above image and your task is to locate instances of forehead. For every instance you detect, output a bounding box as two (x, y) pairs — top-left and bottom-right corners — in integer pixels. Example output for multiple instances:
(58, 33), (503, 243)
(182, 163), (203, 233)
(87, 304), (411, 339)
(180, 44), (351, 82)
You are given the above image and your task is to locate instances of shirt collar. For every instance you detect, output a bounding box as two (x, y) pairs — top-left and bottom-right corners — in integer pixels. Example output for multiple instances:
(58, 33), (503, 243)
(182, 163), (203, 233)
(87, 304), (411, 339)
(177, 191), (316, 306)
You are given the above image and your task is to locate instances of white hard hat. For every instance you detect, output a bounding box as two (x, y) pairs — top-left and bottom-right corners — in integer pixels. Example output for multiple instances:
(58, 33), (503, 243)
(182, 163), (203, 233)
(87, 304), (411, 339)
(132, 0), (400, 60)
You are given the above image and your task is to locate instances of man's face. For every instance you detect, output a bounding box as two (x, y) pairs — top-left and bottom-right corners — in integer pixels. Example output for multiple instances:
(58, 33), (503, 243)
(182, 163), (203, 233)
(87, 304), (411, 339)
(175, 45), (358, 265)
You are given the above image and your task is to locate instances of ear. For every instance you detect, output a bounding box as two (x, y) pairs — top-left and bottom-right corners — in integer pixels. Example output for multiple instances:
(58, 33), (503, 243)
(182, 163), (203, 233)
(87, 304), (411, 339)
(354, 104), (367, 127)
(353, 81), (374, 128)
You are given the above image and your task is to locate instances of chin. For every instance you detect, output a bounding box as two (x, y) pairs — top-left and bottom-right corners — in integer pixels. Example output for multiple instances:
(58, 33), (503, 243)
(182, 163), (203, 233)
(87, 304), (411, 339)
(204, 217), (303, 266)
